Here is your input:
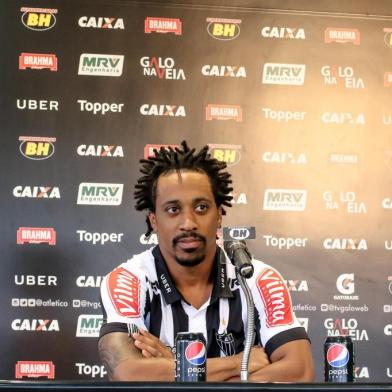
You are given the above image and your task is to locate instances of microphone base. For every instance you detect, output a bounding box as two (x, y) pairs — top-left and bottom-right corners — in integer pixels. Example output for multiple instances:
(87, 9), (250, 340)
(240, 371), (248, 381)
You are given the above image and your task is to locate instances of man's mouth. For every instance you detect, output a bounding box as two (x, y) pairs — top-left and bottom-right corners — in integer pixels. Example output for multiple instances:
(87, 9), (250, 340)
(173, 233), (206, 251)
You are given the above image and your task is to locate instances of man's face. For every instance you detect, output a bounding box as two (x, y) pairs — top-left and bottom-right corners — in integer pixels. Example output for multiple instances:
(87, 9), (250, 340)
(149, 170), (222, 267)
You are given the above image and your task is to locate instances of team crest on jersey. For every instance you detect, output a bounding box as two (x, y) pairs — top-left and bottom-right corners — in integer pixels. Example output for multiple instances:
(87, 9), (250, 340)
(107, 267), (140, 317)
(215, 332), (235, 356)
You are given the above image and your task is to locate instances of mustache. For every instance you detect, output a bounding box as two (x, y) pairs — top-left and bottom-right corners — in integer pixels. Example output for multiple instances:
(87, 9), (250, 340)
(172, 231), (206, 246)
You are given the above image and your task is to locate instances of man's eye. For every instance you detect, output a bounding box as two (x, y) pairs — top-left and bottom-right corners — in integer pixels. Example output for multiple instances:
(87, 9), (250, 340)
(166, 206), (178, 214)
(195, 204), (208, 212)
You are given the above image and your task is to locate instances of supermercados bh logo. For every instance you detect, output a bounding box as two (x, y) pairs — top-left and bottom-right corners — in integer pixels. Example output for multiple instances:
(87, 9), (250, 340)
(78, 16), (124, 29)
(145, 17), (182, 35)
(140, 56), (185, 80)
(13, 186), (60, 199)
(143, 144), (180, 158)
(334, 273), (358, 300)
(76, 314), (103, 337)
(19, 53), (57, 71)
(19, 136), (56, 160)
(201, 65), (246, 78)
(223, 226), (256, 240)
(208, 144), (241, 167)
(77, 183), (123, 206)
(383, 28), (392, 48)
(140, 104), (186, 117)
(206, 17), (241, 40)
(78, 54), (124, 76)
(261, 26), (305, 39)
(17, 227), (56, 245)
(15, 361), (55, 379)
(324, 238), (367, 251)
(20, 7), (57, 30)
(324, 318), (369, 341)
(206, 104), (242, 122)
(263, 189), (307, 211)
(262, 63), (305, 85)
(77, 145), (124, 157)
(324, 28), (360, 45)
(321, 65), (364, 88)
(322, 191), (367, 213)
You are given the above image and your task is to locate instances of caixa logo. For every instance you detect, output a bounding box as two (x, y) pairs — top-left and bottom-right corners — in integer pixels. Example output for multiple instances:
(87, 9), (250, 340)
(20, 7), (57, 31)
(223, 226), (256, 240)
(140, 233), (158, 245)
(354, 367), (369, 378)
(13, 186), (60, 199)
(78, 16), (124, 29)
(76, 276), (104, 288)
(11, 319), (60, 331)
(19, 136), (56, 160)
(77, 144), (124, 157)
(206, 17), (241, 40)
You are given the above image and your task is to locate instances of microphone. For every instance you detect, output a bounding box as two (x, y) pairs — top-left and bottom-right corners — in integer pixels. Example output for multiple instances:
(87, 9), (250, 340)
(224, 240), (254, 278)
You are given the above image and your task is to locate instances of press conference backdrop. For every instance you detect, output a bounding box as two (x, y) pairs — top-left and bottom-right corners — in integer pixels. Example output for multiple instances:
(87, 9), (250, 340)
(1, 0), (391, 383)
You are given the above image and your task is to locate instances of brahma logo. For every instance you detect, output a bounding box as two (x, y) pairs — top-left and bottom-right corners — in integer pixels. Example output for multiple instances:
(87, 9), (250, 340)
(384, 28), (392, 48)
(329, 154), (359, 164)
(324, 28), (360, 45)
(11, 319), (60, 331)
(334, 273), (359, 300)
(206, 104), (242, 122)
(321, 65), (365, 88)
(17, 227), (56, 245)
(325, 318), (369, 341)
(76, 314), (103, 337)
(256, 268), (293, 327)
(144, 17), (182, 35)
(321, 112), (365, 125)
(17, 99), (58, 111)
(19, 136), (56, 160)
(15, 361), (55, 379)
(140, 56), (185, 80)
(77, 145), (124, 157)
(77, 183), (123, 206)
(140, 104), (186, 117)
(78, 54), (124, 76)
(20, 7), (57, 31)
(262, 152), (307, 164)
(78, 16), (124, 29)
(384, 72), (392, 87)
(201, 65), (246, 78)
(324, 238), (367, 251)
(13, 186), (60, 199)
(262, 63), (305, 85)
(206, 17), (241, 40)
(208, 144), (241, 166)
(107, 267), (140, 317)
(261, 26), (305, 39)
(223, 226), (256, 240)
(263, 189), (307, 211)
(143, 144), (179, 158)
(19, 53), (57, 71)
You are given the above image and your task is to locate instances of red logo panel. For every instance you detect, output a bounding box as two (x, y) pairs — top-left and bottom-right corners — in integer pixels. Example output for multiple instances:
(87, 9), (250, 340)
(256, 268), (293, 327)
(107, 267), (140, 317)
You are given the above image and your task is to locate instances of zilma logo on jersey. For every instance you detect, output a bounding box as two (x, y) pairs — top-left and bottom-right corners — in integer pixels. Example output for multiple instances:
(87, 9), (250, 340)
(327, 344), (349, 367)
(185, 341), (206, 365)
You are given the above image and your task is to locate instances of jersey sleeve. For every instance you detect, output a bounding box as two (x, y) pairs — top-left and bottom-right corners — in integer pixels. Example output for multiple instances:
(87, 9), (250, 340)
(252, 264), (309, 357)
(99, 264), (148, 339)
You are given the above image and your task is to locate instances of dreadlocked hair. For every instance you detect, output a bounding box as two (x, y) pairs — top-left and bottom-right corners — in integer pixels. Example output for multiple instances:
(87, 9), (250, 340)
(134, 140), (233, 236)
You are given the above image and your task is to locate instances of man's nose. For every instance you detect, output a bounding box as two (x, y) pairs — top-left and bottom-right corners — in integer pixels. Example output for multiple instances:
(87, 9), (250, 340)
(179, 210), (197, 231)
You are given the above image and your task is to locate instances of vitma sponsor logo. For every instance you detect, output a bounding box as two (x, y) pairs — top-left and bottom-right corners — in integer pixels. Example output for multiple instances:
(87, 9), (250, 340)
(78, 54), (124, 76)
(261, 26), (305, 39)
(19, 53), (57, 71)
(11, 319), (60, 331)
(78, 16), (124, 29)
(19, 136), (56, 160)
(77, 183), (123, 206)
(15, 361), (55, 379)
(13, 186), (60, 198)
(201, 65), (246, 78)
(223, 226), (256, 240)
(143, 144), (180, 158)
(208, 144), (241, 166)
(263, 189), (307, 211)
(20, 7), (57, 31)
(206, 104), (242, 121)
(77, 144), (124, 157)
(140, 104), (186, 117)
(140, 57), (185, 80)
(17, 99), (58, 111)
(144, 17), (182, 35)
(324, 28), (360, 45)
(17, 227), (56, 245)
(206, 17), (241, 40)
(262, 63), (305, 85)
(76, 314), (103, 337)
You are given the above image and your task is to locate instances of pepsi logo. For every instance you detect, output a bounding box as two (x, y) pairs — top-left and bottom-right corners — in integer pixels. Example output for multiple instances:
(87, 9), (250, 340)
(185, 341), (206, 366)
(327, 344), (349, 368)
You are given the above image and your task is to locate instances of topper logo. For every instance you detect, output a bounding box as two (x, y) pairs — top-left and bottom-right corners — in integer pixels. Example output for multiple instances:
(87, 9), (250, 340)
(185, 341), (206, 365)
(108, 268), (140, 317)
(256, 268), (293, 327)
(327, 344), (349, 367)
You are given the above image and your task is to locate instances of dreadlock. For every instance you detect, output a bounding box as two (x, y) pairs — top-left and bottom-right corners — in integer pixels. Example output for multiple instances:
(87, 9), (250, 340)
(134, 140), (233, 236)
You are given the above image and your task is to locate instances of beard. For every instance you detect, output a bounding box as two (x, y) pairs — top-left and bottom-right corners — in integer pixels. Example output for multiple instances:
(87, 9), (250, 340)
(172, 231), (207, 267)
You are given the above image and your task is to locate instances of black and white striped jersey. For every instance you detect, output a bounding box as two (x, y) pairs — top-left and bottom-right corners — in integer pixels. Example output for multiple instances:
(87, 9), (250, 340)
(99, 246), (309, 358)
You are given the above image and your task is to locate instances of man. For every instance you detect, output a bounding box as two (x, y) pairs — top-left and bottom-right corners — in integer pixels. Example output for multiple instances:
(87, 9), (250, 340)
(98, 141), (315, 382)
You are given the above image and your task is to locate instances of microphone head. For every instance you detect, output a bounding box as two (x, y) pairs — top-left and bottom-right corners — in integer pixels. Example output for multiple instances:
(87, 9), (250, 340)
(224, 240), (247, 259)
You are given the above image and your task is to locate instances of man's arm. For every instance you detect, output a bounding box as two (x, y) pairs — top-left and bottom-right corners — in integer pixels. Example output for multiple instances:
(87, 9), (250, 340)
(98, 332), (175, 381)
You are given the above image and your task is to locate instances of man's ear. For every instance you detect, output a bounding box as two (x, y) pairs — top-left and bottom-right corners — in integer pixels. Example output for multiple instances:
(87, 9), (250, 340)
(149, 212), (157, 232)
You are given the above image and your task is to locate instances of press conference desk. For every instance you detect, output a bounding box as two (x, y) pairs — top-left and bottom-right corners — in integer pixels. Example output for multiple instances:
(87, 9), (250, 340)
(0, 382), (391, 392)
